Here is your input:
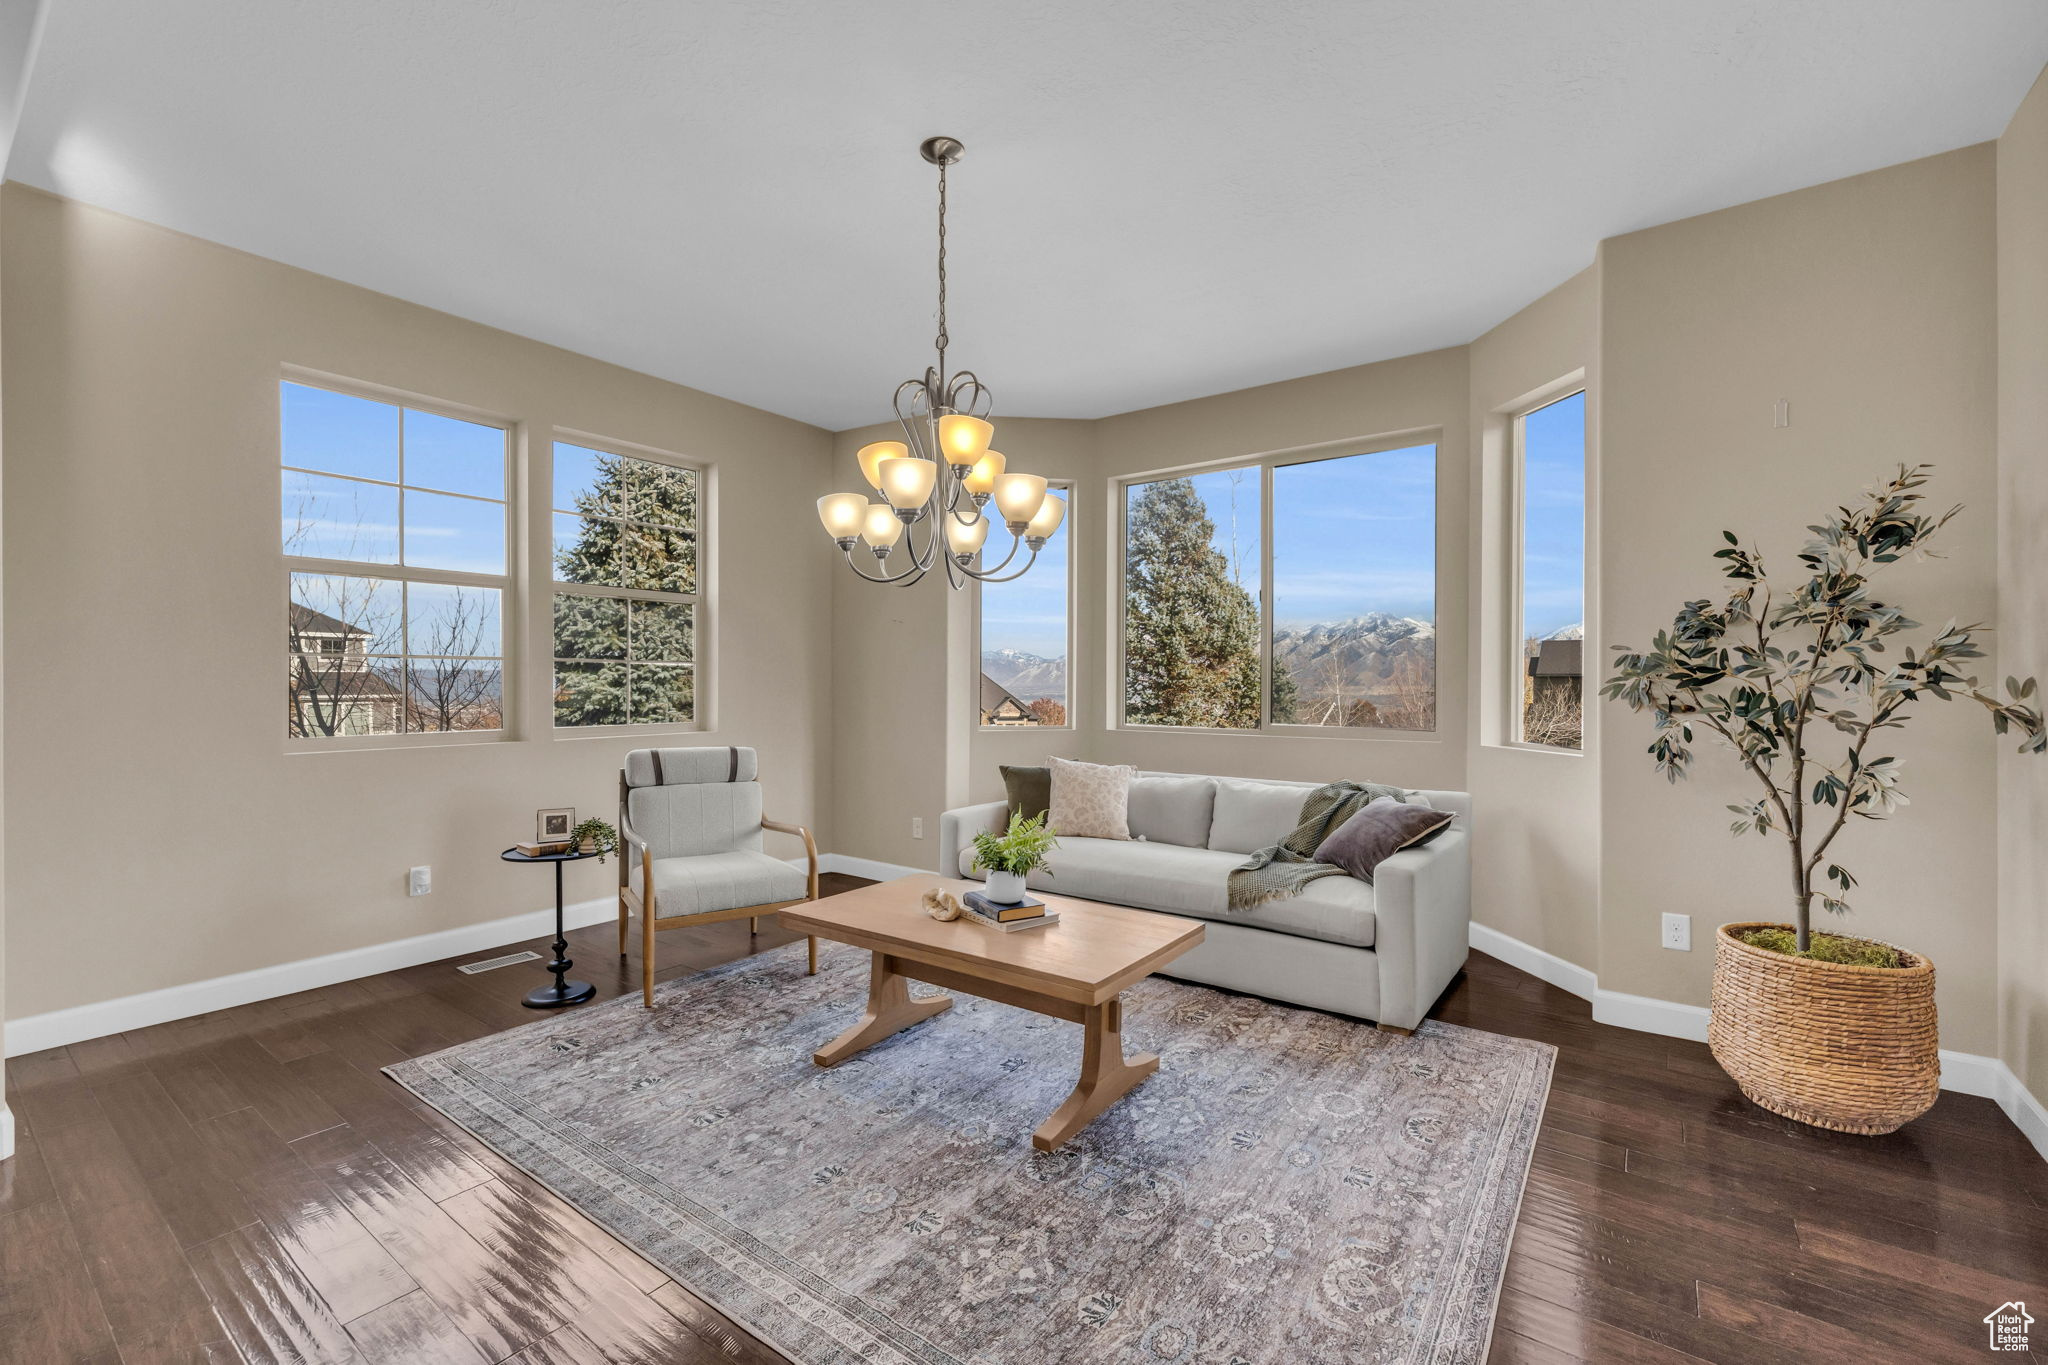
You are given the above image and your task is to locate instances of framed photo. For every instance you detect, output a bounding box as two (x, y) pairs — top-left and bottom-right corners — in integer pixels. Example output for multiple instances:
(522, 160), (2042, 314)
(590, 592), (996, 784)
(537, 807), (574, 841)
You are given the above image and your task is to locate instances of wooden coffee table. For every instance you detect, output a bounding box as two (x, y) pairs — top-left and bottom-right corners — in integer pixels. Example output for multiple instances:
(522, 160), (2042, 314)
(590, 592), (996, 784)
(779, 874), (1205, 1151)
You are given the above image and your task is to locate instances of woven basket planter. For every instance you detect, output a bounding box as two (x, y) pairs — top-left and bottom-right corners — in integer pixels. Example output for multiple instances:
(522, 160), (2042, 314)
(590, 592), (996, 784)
(1708, 922), (1939, 1135)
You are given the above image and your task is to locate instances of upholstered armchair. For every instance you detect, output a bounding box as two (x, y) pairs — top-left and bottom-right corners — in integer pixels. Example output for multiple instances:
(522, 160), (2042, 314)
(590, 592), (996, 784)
(617, 746), (819, 1007)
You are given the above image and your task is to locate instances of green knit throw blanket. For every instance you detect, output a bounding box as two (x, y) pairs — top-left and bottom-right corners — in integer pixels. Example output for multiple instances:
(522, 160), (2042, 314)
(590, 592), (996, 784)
(1226, 779), (1410, 910)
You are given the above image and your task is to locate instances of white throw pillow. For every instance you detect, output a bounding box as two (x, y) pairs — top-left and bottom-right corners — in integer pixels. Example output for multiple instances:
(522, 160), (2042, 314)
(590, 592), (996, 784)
(1048, 757), (1136, 840)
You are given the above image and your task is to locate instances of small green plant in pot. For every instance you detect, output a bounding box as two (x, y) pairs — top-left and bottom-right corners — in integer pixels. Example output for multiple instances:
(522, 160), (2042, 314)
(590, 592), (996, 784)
(569, 817), (618, 863)
(1604, 465), (2043, 1134)
(970, 812), (1059, 905)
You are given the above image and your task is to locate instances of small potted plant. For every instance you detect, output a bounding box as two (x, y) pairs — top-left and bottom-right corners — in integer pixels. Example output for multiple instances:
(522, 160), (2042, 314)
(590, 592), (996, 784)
(569, 817), (618, 863)
(970, 812), (1059, 905)
(1604, 465), (2042, 1134)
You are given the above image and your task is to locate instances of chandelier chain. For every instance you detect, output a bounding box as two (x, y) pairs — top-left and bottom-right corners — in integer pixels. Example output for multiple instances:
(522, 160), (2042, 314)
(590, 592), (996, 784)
(935, 159), (949, 380)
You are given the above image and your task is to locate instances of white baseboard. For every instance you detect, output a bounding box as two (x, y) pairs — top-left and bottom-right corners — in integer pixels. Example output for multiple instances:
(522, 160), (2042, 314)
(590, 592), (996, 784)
(4, 852), (922, 1059)
(1469, 919), (2048, 1161)
(816, 853), (930, 882)
(0, 1104), (13, 1162)
(1467, 922), (1598, 1000)
(4, 895), (616, 1058)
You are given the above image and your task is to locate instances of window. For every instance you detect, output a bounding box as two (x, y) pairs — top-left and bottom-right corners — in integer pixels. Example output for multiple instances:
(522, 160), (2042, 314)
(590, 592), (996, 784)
(1120, 441), (1437, 733)
(1272, 445), (1436, 730)
(978, 486), (1070, 727)
(1123, 468), (1263, 728)
(1515, 390), (1586, 748)
(281, 380), (508, 739)
(551, 440), (701, 727)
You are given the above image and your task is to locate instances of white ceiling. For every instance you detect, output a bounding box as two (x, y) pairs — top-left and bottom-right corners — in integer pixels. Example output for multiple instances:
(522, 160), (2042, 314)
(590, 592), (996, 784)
(10, 2), (2048, 429)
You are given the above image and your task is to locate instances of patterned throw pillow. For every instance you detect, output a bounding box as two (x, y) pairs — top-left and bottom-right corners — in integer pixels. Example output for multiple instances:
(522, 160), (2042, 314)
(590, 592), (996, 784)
(1048, 757), (1136, 840)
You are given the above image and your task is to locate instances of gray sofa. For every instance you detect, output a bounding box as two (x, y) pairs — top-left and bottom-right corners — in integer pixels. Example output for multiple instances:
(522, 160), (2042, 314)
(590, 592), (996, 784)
(939, 772), (1470, 1031)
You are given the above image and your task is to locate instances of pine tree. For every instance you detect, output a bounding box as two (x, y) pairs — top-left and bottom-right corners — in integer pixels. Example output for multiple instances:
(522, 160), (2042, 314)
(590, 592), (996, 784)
(553, 455), (698, 725)
(1124, 478), (1276, 727)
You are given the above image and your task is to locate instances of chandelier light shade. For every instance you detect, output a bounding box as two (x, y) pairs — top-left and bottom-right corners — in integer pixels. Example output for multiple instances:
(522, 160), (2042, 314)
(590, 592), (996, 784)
(993, 472), (1050, 528)
(861, 502), (904, 548)
(963, 450), (1005, 495)
(817, 136), (1064, 588)
(1025, 490), (1068, 540)
(856, 440), (908, 489)
(938, 413), (995, 464)
(817, 492), (868, 540)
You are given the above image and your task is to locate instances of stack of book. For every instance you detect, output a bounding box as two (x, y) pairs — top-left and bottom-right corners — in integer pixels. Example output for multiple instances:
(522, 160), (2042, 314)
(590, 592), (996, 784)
(961, 890), (1059, 932)
(514, 840), (573, 857)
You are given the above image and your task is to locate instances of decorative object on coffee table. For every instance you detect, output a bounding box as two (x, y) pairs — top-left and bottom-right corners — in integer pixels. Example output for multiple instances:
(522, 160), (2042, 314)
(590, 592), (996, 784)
(501, 845), (601, 1009)
(968, 809), (1057, 904)
(921, 886), (964, 921)
(1604, 464), (2044, 1133)
(781, 873), (1201, 1150)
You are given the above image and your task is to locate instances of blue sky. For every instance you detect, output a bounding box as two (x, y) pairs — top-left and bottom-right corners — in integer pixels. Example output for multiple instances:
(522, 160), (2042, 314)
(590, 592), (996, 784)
(1521, 391), (1586, 639)
(979, 487), (1070, 658)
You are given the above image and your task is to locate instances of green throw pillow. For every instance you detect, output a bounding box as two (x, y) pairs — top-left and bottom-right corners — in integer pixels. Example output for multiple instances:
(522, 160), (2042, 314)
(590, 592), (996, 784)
(1001, 764), (1051, 821)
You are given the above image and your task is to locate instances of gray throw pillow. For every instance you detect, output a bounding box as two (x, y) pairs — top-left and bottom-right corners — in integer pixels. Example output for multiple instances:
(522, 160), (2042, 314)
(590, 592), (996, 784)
(1314, 797), (1455, 881)
(1001, 765), (1051, 821)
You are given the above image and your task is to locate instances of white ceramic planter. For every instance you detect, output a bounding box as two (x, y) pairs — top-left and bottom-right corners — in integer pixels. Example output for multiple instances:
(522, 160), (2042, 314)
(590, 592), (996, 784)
(982, 869), (1028, 904)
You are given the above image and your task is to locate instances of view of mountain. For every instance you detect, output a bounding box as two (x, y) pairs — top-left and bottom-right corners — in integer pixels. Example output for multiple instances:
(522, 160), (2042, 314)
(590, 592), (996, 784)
(1544, 623), (1584, 641)
(981, 649), (1067, 702)
(1272, 613), (1436, 728)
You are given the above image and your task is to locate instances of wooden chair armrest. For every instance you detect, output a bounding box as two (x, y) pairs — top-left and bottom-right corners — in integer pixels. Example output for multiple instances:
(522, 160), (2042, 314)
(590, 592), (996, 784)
(762, 818), (820, 899)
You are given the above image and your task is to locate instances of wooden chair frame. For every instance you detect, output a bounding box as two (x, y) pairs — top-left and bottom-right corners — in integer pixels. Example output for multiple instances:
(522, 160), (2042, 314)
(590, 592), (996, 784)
(616, 771), (819, 1007)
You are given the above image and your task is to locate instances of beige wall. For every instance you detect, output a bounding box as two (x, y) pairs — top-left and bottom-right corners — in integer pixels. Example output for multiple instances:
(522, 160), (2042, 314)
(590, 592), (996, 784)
(1599, 146), (2004, 1052)
(1, 185), (837, 1022)
(1464, 268), (1601, 964)
(1089, 348), (1474, 791)
(1998, 69), (2048, 1099)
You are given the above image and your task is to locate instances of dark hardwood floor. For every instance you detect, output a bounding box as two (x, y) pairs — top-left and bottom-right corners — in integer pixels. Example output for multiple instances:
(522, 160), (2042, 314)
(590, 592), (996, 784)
(3, 873), (2042, 1363)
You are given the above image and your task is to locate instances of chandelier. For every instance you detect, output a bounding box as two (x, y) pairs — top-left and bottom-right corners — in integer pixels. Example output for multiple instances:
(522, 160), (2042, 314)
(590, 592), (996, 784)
(816, 136), (1065, 588)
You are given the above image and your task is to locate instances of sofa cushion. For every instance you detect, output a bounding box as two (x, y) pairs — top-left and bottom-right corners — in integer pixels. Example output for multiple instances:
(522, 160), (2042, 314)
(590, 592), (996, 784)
(630, 850), (805, 917)
(1049, 757), (1134, 840)
(960, 836), (1374, 949)
(1207, 779), (1315, 854)
(628, 781), (764, 860)
(1315, 797), (1456, 881)
(1001, 764), (1051, 821)
(1127, 775), (1215, 847)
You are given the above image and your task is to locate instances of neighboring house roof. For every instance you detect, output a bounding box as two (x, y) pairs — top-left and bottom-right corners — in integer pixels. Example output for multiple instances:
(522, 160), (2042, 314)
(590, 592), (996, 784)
(290, 602), (373, 637)
(1529, 639), (1583, 679)
(979, 673), (1030, 717)
(290, 666), (405, 699)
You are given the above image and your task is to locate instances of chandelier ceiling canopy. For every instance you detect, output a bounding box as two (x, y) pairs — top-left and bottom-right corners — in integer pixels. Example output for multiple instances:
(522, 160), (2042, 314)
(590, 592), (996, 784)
(816, 137), (1064, 589)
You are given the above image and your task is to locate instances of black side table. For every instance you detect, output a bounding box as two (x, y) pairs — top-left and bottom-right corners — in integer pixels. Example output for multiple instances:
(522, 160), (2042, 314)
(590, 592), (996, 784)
(502, 846), (603, 1008)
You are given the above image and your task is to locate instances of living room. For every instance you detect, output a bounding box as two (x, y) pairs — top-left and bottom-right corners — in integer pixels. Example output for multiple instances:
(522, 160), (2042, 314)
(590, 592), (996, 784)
(2, 4), (2045, 1362)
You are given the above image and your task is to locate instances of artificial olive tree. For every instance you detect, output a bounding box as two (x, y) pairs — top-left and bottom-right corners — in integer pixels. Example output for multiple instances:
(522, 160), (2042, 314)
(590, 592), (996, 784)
(1604, 465), (2043, 951)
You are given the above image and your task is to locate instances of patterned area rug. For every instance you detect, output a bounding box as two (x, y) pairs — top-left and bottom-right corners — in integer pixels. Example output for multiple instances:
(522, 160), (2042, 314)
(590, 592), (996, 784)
(389, 942), (1554, 1365)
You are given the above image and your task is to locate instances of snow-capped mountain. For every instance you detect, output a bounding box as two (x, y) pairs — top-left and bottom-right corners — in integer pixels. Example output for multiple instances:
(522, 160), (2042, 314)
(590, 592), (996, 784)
(1272, 613), (1436, 679)
(1543, 623), (1585, 641)
(981, 649), (1066, 701)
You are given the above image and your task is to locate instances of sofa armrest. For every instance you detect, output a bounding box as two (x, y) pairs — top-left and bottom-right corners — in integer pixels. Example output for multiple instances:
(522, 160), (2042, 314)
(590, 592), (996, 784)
(939, 800), (1010, 877)
(1369, 827), (1471, 1030)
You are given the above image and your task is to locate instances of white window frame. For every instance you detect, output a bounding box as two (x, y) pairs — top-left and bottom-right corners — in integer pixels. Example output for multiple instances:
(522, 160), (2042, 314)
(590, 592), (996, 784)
(547, 429), (711, 736)
(1501, 374), (1588, 755)
(280, 367), (517, 752)
(1112, 428), (1443, 740)
(972, 480), (1076, 732)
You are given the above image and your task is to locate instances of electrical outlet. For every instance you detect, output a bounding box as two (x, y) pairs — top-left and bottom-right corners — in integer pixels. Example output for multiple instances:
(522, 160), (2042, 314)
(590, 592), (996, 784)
(409, 865), (432, 897)
(911, 817), (925, 839)
(1661, 912), (1691, 951)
